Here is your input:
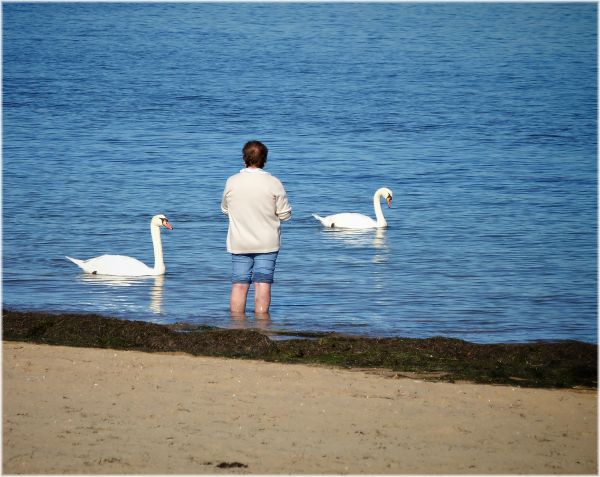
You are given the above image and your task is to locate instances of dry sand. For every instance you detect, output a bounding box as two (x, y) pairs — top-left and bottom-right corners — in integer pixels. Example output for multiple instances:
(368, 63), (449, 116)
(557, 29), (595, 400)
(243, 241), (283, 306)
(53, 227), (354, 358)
(3, 341), (597, 474)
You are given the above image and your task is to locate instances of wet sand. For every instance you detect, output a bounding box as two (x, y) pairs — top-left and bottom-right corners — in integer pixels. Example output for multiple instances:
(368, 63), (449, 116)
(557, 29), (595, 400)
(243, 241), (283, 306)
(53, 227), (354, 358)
(3, 341), (597, 474)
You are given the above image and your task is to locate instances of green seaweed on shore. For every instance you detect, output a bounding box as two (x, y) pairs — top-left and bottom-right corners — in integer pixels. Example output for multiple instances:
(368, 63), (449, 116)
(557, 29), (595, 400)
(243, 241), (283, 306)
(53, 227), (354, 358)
(270, 334), (597, 388)
(2, 310), (596, 389)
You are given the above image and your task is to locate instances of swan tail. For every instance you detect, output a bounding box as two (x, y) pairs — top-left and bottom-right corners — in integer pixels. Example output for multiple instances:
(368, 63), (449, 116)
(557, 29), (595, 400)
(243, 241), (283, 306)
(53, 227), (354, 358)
(312, 214), (329, 227)
(66, 256), (86, 269)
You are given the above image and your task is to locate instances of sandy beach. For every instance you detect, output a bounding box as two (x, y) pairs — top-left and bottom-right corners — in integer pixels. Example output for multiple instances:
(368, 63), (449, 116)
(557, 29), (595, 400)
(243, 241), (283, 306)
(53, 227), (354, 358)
(3, 341), (597, 474)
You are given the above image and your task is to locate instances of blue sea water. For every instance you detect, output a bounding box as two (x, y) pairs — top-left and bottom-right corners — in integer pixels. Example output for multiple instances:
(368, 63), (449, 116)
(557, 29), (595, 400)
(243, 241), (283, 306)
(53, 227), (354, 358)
(3, 2), (597, 343)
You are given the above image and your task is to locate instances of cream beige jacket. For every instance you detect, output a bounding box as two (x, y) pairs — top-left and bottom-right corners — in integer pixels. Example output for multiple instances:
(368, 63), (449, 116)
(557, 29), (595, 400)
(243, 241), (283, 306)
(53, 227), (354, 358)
(221, 168), (292, 254)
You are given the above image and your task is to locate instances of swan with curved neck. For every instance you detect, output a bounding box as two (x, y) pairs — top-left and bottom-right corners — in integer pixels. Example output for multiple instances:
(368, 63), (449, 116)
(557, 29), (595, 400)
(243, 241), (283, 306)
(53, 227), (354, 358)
(66, 214), (173, 276)
(312, 187), (393, 229)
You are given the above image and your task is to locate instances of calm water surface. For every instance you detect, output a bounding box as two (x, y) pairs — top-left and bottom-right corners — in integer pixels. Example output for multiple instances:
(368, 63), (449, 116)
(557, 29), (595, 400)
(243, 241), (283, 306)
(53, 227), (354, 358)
(3, 3), (597, 343)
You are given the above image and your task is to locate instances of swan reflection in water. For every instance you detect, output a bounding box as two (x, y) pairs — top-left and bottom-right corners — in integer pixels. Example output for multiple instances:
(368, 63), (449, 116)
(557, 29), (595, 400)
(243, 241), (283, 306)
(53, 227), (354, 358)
(321, 227), (389, 259)
(77, 273), (165, 314)
(149, 275), (165, 313)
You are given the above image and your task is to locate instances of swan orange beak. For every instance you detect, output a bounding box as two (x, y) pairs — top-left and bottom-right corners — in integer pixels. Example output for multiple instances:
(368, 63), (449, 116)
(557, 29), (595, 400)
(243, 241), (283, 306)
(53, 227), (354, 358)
(162, 219), (174, 230)
(386, 195), (392, 208)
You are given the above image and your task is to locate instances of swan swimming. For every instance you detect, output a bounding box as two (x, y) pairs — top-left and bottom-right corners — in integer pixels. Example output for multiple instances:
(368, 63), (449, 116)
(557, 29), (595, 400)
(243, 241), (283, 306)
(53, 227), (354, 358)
(312, 187), (393, 229)
(66, 214), (173, 276)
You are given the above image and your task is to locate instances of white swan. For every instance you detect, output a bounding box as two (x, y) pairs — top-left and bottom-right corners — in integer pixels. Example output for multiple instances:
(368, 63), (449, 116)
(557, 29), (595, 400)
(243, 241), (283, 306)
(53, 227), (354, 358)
(66, 214), (173, 277)
(312, 187), (393, 229)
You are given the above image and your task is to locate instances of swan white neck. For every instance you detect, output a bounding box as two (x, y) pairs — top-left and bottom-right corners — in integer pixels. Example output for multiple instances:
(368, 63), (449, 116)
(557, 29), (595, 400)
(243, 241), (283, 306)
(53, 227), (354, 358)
(151, 224), (165, 274)
(373, 189), (387, 227)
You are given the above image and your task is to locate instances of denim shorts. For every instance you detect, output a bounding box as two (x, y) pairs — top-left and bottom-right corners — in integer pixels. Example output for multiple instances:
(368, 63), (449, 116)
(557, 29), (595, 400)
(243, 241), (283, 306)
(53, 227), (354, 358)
(231, 251), (279, 284)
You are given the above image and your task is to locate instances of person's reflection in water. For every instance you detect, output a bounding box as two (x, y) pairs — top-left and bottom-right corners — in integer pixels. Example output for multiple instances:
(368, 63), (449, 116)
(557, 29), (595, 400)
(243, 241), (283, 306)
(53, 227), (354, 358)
(230, 310), (247, 329)
(230, 309), (273, 331)
(253, 312), (272, 330)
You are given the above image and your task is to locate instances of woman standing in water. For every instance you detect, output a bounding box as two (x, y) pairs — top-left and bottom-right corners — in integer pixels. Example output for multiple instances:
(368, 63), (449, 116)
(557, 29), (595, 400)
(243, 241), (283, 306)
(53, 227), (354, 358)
(221, 140), (292, 316)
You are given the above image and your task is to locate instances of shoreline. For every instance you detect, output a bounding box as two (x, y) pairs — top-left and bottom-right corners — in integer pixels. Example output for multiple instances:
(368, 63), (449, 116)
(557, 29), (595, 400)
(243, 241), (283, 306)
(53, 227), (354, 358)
(8, 306), (597, 345)
(3, 340), (597, 474)
(3, 309), (597, 389)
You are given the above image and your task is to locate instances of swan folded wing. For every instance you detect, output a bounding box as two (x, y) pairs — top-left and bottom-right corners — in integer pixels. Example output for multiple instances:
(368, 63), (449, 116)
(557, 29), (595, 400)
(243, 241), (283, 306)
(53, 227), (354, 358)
(328, 213), (378, 229)
(70, 254), (154, 276)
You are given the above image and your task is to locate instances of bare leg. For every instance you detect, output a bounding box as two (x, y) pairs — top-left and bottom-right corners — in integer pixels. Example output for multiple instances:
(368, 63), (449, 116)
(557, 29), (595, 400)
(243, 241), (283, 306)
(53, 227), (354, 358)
(230, 283), (250, 314)
(254, 282), (272, 316)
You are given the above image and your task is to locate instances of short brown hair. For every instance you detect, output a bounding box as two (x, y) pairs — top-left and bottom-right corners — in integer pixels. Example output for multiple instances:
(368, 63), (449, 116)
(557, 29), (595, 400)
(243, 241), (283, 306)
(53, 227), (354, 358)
(242, 140), (268, 168)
